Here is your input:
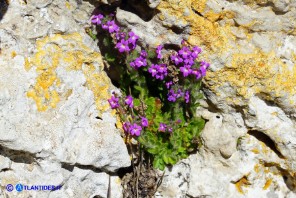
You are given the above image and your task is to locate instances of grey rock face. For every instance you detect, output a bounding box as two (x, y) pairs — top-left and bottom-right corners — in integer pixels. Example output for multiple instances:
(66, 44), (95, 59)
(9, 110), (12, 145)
(0, 0), (129, 197)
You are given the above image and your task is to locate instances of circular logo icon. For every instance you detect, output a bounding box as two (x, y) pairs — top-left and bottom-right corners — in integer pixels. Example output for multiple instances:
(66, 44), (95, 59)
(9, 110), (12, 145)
(15, 183), (23, 192)
(6, 184), (14, 192)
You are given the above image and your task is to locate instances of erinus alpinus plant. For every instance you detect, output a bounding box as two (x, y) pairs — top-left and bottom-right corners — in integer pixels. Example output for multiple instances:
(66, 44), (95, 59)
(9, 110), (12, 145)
(91, 12), (210, 170)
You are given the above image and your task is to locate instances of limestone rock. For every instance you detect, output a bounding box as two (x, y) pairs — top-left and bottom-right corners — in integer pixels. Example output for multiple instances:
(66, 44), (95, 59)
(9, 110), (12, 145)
(0, 0), (129, 197)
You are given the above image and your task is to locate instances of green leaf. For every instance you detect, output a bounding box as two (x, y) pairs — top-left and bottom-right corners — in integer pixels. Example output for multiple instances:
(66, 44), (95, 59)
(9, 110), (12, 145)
(147, 50), (156, 59)
(104, 52), (115, 62)
(102, 37), (111, 47)
(163, 153), (169, 164)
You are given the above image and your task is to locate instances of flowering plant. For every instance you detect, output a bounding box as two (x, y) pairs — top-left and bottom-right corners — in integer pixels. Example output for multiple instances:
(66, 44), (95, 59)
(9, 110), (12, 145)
(91, 13), (209, 170)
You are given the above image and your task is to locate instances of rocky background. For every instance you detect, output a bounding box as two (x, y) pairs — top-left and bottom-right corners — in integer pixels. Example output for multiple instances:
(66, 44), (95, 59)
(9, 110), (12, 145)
(0, 0), (296, 197)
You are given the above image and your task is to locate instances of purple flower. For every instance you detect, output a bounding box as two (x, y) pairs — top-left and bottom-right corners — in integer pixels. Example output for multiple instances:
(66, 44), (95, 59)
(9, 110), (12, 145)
(102, 23), (108, 30)
(130, 58), (144, 69)
(170, 54), (183, 65)
(176, 89), (184, 98)
(200, 66), (207, 77)
(130, 123), (142, 136)
(192, 69), (202, 79)
(180, 65), (192, 77)
(158, 64), (167, 73)
(130, 61), (136, 68)
(200, 60), (210, 69)
(106, 20), (120, 33)
(149, 64), (167, 80)
(158, 123), (167, 132)
(167, 89), (177, 102)
(156, 74), (166, 80)
(178, 46), (191, 59)
(166, 81), (173, 89)
(140, 50), (147, 58)
(128, 31), (139, 47)
(116, 39), (130, 53)
(141, 117), (148, 127)
(184, 57), (194, 66)
(191, 46), (201, 59)
(156, 64), (168, 80)
(156, 45), (163, 59)
(108, 95), (120, 109)
(123, 122), (131, 133)
(168, 127), (173, 133)
(148, 64), (159, 77)
(91, 14), (104, 25)
(125, 95), (133, 108)
(134, 57), (147, 68)
(185, 91), (190, 103)
(115, 32), (126, 41)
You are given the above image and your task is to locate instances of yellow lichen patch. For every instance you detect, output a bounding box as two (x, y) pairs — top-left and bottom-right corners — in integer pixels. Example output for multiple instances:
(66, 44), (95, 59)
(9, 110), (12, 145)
(26, 40), (62, 111)
(157, 0), (234, 55)
(11, 51), (17, 58)
(235, 176), (250, 194)
(254, 164), (260, 173)
(24, 58), (32, 71)
(204, 10), (235, 23)
(251, 148), (259, 154)
(206, 50), (296, 101)
(25, 33), (110, 114)
(263, 178), (272, 190)
(65, 1), (71, 9)
(191, 0), (207, 13)
(83, 71), (112, 114)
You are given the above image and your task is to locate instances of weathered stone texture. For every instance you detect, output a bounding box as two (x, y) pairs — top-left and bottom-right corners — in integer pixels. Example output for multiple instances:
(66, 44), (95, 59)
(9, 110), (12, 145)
(0, 0), (129, 197)
(1, 0), (296, 197)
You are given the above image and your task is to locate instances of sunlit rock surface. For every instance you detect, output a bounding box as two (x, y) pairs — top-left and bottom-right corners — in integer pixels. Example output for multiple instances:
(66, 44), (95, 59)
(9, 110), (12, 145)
(0, 0), (129, 197)
(111, 0), (296, 197)
(1, 0), (296, 197)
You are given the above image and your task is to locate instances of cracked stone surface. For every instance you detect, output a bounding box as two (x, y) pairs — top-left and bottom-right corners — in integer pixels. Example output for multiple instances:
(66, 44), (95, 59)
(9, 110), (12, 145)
(1, 0), (296, 197)
(112, 0), (296, 197)
(0, 0), (129, 197)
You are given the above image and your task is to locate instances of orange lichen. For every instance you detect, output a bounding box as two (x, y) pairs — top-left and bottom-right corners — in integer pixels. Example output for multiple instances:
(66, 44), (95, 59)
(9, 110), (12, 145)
(263, 178), (272, 190)
(235, 176), (250, 194)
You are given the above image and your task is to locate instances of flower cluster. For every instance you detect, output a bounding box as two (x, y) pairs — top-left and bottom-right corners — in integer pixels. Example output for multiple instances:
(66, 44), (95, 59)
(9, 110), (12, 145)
(171, 46), (208, 79)
(130, 50), (147, 69)
(92, 13), (209, 138)
(148, 63), (168, 80)
(107, 94), (149, 136)
(91, 14), (139, 53)
(92, 12), (208, 171)
(107, 92), (179, 136)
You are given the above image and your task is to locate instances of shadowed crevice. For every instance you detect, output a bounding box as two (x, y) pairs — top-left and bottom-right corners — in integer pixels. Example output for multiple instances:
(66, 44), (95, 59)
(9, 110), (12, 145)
(0, 145), (36, 164)
(0, 0), (9, 21)
(248, 130), (285, 159)
(120, 0), (158, 22)
(61, 162), (105, 173)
